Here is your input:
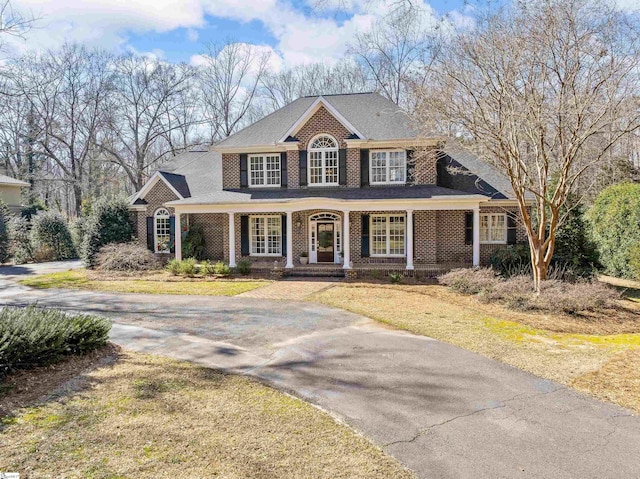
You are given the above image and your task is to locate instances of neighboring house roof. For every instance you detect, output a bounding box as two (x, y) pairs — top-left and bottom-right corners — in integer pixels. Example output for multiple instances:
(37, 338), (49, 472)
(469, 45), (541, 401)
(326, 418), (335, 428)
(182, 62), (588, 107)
(0, 174), (30, 187)
(215, 92), (417, 149)
(166, 185), (481, 206)
(441, 145), (529, 200)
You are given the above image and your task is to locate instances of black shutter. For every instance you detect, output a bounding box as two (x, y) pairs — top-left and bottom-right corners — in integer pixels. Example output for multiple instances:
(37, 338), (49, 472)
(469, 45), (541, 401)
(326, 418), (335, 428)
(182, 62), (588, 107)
(412, 211), (416, 254)
(299, 150), (308, 187)
(146, 216), (154, 252)
(280, 152), (288, 188)
(465, 212), (474, 245)
(241, 215), (249, 256)
(406, 150), (415, 185)
(240, 154), (248, 187)
(339, 149), (347, 185)
(507, 213), (517, 245)
(361, 214), (370, 257)
(360, 149), (369, 187)
(169, 216), (176, 254)
(281, 214), (287, 257)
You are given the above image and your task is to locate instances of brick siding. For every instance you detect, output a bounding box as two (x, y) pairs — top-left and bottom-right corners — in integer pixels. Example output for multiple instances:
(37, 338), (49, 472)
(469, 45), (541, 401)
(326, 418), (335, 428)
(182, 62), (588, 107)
(296, 106), (351, 150)
(189, 213), (225, 260)
(222, 153), (240, 189)
(134, 180), (178, 251)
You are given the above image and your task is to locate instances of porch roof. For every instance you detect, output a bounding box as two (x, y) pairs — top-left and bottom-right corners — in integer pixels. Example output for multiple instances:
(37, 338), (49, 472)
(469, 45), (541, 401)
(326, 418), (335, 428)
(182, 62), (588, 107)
(167, 185), (488, 206)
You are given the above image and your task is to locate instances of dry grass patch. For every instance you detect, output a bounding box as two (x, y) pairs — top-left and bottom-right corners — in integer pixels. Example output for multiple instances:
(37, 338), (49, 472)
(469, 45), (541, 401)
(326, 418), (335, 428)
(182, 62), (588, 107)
(309, 283), (640, 413)
(19, 269), (269, 296)
(1, 350), (413, 479)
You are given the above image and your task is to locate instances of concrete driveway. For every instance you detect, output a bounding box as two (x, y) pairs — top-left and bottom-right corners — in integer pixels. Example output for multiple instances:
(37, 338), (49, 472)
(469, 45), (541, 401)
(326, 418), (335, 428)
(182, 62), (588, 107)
(1, 262), (640, 479)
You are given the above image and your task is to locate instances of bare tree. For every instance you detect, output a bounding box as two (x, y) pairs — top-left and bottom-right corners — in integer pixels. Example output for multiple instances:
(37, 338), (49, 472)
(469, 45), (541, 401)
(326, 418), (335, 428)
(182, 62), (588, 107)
(100, 55), (199, 191)
(0, 0), (36, 51)
(197, 41), (271, 141)
(261, 60), (371, 111)
(8, 43), (114, 216)
(349, 1), (442, 109)
(415, 0), (640, 291)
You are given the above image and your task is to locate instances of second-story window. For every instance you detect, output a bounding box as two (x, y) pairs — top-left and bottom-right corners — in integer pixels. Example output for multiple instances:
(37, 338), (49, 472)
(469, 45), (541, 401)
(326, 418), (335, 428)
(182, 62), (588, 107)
(308, 135), (339, 186)
(370, 150), (407, 185)
(249, 154), (281, 187)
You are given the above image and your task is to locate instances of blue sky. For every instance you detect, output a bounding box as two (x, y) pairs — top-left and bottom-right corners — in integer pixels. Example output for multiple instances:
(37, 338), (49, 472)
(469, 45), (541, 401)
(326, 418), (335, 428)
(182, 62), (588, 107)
(9, 0), (476, 67)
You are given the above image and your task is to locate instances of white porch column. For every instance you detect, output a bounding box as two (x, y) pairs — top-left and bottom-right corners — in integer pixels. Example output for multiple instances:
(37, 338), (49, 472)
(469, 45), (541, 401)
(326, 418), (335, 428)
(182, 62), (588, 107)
(473, 206), (481, 267)
(285, 211), (294, 269)
(342, 210), (351, 269)
(174, 212), (182, 261)
(406, 209), (414, 270)
(228, 212), (236, 268)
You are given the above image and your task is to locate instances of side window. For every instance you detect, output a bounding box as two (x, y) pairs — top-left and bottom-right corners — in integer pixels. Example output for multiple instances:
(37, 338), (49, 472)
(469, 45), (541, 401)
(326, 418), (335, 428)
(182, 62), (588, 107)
(154, 208), (171, 253)
(249, 154), (281, 187)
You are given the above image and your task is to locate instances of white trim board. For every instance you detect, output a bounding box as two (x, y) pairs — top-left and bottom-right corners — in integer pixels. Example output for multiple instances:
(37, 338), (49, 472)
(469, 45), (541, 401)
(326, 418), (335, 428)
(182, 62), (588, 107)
(278, 96), (366, 143)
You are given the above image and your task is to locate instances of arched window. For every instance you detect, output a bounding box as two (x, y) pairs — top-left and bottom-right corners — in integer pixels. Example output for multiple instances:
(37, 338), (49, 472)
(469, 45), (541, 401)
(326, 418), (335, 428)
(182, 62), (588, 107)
(154, 208), (171, 253)
(308, 134), (339, 186)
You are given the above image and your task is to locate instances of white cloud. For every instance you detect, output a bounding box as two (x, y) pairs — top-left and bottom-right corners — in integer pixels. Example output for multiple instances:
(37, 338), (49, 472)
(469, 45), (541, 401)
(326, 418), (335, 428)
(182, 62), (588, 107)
(6, 0), (442, 69)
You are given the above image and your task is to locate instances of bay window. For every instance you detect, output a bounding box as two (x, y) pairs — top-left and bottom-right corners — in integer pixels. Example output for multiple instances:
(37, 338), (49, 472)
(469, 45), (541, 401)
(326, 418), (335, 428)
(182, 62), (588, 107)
(371, 214), (406, 257)
(370, 150), (406, 185)
(250, 215), (282, 255)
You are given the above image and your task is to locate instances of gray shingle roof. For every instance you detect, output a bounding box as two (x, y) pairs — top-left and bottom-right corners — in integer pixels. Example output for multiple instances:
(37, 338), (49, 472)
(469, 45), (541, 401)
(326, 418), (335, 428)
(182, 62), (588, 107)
(167, 185), (480, 206)
(215, 92), (417, 149)
(442, 145), (527, 200)
(0, 174), (30, 187)
(153, 149), (222, 199)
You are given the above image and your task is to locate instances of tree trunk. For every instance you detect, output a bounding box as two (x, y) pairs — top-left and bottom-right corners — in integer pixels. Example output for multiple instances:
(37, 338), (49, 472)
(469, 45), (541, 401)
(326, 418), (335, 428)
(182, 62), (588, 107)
(73, 183), (83, 218)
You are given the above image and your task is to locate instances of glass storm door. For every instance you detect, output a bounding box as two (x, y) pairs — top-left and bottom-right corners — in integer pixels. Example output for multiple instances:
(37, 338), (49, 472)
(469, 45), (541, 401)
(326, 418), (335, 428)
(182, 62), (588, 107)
(317, 223), (335, 263)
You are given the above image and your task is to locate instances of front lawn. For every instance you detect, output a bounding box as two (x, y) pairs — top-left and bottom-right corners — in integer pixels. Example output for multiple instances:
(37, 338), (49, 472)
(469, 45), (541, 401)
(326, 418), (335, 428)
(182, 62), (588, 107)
(19, 269), (269, 296)
(309, 283), (640, 413)
(0, 348), (413, 479)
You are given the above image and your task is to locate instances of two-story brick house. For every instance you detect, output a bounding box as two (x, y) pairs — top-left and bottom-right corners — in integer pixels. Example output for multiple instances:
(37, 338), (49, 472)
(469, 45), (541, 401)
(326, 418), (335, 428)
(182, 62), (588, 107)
(129, 92), (528, 274)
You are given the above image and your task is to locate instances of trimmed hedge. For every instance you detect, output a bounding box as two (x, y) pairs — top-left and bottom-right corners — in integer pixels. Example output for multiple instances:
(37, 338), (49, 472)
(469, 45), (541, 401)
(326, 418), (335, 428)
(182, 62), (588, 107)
(0, 305), (111, 376)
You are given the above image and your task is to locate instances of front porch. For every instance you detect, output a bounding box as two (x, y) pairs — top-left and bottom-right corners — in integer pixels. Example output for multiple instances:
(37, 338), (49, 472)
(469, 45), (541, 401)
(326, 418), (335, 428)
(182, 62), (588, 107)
(172, 200), (486, 272)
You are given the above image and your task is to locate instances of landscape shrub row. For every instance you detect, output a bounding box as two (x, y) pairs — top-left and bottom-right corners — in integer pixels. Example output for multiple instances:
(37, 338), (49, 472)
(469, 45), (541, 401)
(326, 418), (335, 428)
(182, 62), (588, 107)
(0, 305), (111, 376)
(439, 268), (619, 314)
(166, 258), (244, 277)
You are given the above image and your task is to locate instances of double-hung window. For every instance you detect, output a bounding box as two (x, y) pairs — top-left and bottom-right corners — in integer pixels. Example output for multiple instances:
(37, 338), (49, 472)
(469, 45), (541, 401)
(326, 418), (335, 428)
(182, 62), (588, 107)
(480, 213), (507, 244)
(249, 154), (281, 187)
(371, 214), (406, 257)
(308, 135), (339, 186)
(250, 215), (282, 256)
(370, 150), (406, 185)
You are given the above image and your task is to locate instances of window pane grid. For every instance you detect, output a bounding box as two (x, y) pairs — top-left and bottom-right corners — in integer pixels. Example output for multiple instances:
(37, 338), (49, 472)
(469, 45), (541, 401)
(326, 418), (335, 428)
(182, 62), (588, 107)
(371, 215), (406, 256)
(250, 155), (280, 187)
(250, 216), (281, 256)
(308, 135), (339, 185)
(480, 214), (506, 243)
(370, 150), (406, 184)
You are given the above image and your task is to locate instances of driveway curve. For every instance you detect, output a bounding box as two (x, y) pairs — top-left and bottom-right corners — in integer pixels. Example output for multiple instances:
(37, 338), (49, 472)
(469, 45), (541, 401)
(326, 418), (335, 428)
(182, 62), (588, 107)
(1, 264), (640, 479)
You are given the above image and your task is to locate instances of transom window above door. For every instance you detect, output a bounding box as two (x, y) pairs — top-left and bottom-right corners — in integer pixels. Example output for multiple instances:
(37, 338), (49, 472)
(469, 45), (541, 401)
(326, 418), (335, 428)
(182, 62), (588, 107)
(370, 150), (407, 184)
(308, 134), (339, 186)
(249, 154), (281, 187)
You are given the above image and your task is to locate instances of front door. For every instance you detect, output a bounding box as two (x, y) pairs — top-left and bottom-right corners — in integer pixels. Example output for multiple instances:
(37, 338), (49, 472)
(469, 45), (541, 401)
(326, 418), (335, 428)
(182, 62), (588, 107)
(317, 223), (335, 263)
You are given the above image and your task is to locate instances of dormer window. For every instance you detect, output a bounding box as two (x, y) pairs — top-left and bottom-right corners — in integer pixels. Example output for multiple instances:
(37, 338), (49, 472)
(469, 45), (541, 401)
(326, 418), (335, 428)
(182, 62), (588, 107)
(370, 150), (406, 185)
(308, 135), (339, 186)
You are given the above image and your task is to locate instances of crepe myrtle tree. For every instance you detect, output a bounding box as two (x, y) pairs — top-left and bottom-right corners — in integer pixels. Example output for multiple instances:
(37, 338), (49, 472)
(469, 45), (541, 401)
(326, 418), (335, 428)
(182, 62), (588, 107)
(414, 0), (640, 291)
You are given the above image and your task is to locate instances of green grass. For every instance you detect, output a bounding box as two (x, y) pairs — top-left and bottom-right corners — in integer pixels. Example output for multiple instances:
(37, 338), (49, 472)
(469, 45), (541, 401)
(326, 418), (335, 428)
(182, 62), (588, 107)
(19, 270), (267, 297)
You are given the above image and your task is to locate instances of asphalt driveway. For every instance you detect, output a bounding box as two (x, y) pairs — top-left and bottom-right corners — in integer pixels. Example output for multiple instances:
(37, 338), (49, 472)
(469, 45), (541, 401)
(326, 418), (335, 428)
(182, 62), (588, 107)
(1, 263), (640, 478)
